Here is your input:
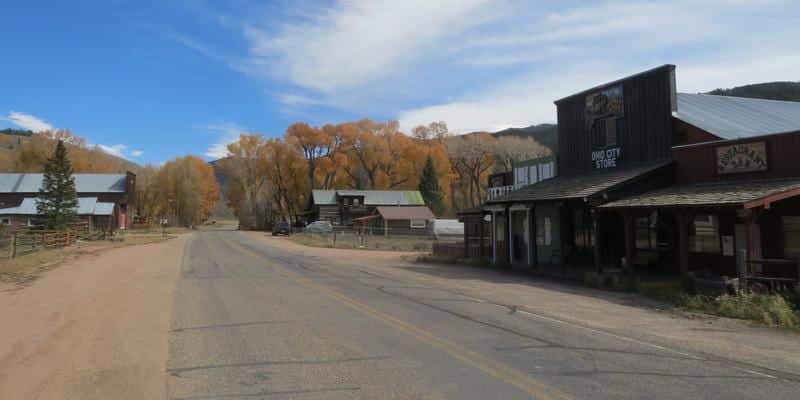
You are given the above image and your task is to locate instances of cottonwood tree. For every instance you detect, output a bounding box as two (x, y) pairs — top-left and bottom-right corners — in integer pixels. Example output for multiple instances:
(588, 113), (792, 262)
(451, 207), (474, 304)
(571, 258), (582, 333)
(446, 133), (496, 209)
(157, 156), (219, 227)
(36, 140), (78, 230)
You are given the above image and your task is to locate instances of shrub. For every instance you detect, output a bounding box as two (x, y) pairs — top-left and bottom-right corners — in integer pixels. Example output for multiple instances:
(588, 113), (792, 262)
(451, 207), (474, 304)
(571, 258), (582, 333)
(678, 293), (800, 329)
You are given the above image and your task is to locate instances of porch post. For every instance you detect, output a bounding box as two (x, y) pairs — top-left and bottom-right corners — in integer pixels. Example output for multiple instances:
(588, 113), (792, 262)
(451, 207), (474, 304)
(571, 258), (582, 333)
(525, 207), (531, 266)
(491, 211), (497, 264)
(479, 214), (485, 258)
(675, 211), (691, 283)
(623, 211), (635, 271)
(530, 206), (538, 269)
(507, 205), (513, 265)
(592, 209), (602, 273)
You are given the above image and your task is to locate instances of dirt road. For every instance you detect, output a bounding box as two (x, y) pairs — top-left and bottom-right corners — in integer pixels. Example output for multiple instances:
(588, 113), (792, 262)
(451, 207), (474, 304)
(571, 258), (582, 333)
(0, 235), (187, 399)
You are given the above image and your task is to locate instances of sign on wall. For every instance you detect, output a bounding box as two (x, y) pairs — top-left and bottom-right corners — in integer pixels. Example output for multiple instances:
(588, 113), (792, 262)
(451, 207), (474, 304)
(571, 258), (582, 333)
(592, 147), (621, 169)
(586, 85), (624, 123)
(716, 141), (768, 174)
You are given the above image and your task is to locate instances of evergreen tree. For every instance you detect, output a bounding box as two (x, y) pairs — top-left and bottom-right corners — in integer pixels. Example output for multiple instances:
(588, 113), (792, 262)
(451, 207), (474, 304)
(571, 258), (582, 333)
(418, 155), (444, 216)
(37, 140), (78, 230)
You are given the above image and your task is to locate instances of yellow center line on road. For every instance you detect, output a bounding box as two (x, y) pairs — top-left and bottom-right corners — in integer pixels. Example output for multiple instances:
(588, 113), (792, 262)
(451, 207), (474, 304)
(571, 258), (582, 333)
(222, 236), (573, 400)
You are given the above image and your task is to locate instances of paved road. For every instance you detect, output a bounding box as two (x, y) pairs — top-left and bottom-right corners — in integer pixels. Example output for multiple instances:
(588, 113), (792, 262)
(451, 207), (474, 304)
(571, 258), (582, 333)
(167, 231), (800, 399)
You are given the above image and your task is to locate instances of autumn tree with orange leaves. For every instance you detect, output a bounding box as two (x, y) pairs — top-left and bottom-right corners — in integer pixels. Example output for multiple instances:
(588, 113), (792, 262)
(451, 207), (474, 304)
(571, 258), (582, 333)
(156, 156), (219, 227)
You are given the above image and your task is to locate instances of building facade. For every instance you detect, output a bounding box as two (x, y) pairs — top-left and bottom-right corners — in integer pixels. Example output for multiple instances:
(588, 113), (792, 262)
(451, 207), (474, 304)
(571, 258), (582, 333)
(473, 64), (800, 284)
(307, 190), (431, 226)
(0, 172), (136, 232)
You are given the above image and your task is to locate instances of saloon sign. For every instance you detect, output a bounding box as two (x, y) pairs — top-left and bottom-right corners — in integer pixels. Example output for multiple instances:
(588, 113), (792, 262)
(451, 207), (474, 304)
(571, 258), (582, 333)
(716, 141), (768, 174)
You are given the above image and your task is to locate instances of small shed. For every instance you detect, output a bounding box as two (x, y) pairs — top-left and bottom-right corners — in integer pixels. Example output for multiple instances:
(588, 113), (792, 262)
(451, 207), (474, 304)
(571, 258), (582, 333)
(356, 206), (436, 236)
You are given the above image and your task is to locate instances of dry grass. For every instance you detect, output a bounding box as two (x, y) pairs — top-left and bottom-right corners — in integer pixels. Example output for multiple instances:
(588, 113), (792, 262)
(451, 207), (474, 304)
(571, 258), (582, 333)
(0, 234), (176, 287)
(291, 233), (432, 252)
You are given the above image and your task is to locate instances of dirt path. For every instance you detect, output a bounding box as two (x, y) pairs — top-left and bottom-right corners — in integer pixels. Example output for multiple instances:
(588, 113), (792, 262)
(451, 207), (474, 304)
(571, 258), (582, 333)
(255, 234), (800, 378)
(0, 235), (187, 399)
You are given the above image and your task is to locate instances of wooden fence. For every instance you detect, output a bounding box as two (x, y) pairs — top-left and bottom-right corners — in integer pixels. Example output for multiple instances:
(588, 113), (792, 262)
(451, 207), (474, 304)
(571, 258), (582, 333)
(3, 230), (78, 259)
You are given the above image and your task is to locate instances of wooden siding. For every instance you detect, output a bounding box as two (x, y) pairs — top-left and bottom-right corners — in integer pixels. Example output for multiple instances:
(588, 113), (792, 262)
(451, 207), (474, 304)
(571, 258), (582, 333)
(673, 131), (800, 184)
(673, 118), (722, 146)
(556, 65), (676, 176)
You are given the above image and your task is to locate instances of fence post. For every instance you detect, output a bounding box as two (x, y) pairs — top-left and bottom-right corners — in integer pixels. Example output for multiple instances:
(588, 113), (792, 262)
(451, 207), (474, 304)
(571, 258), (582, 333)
(9, 233), (16, 259)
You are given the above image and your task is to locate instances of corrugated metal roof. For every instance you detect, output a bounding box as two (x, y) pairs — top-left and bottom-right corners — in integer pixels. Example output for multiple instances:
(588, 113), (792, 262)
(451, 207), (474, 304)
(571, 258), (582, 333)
(312, 190), (425, 206)
(0, 173), (127, 193)
(674, 93), (800, 140)
(0, 197), (110, 215)
(487, 161), (671, 204)
(311, 190), (337, 205)
(376, 206), (435, 220)
(600, 178), (800, 209)
(93, 202), (116, 216)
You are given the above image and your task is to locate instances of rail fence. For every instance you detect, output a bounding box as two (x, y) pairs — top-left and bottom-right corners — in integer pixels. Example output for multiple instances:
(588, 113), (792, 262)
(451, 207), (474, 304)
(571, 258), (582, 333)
(1, 230), (79, 259)
(291, 226), (463, 252)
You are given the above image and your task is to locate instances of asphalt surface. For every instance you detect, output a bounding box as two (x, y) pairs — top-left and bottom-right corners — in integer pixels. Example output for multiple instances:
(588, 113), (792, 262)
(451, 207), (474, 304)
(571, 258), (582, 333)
(167, 231), (800, 399)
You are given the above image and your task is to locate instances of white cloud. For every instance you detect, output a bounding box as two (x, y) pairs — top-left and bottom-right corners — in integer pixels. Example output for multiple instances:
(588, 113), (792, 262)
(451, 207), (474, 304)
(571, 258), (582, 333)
(242, 0), (506, 93)
(95, 144), (127, 158)
(130, 150), (144, 157)
(279, 93), (321, 106)
(398, 62), (635, 133)
(205, 122), (246, 159)
(3, 111), (54, 132)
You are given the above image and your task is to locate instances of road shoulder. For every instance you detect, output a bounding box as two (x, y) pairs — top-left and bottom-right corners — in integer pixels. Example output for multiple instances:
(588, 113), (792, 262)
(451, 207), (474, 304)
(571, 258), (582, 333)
(0, 234), (188, 399)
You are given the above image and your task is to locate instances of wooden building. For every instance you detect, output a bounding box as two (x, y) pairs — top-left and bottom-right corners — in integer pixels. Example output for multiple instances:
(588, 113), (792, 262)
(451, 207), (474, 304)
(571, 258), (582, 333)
(354, 206), (436, 236)
(0, 172), (136, 232)
(307, 190), (428, 226)
(475, 64), (800, 285)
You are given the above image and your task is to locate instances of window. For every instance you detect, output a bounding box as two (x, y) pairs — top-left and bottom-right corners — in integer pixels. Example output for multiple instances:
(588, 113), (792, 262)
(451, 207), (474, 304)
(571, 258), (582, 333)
(635, 212), (658, 250)
(528, 165), (538, 184)
(27, 218), (36, 227)
(782, 217), (800, 257)
(343, 198), (350, 205)
(410, 219), (426, 229)
(591, 117), (619, 148)
(690, 214), (721, 253)
(1, 218), (10, 225)
(353, 198), (360, 206)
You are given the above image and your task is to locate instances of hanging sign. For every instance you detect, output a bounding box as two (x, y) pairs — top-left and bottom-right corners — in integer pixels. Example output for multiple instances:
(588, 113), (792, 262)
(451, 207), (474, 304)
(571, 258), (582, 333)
(716, 141), (767, 174)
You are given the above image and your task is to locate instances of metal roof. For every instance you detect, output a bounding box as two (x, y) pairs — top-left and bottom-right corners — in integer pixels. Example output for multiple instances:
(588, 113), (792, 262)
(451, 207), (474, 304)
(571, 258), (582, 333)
(600, 178), (800, 209)
(0, 197), (115, 215)
(0, 173), (128, 193)
(674, 93), (800, 140)
(376, 206), (435, 221)
(312, 190), (425, 206)
(486, 161), (671, 204)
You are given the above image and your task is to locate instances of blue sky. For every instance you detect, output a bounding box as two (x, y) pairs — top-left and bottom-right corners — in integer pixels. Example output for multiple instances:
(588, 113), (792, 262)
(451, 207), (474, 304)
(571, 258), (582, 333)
(1, 1), (798, 165)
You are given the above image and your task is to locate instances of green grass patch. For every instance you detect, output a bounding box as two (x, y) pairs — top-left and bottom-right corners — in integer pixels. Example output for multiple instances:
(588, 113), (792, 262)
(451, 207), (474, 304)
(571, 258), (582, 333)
(636, 278), (800, 329)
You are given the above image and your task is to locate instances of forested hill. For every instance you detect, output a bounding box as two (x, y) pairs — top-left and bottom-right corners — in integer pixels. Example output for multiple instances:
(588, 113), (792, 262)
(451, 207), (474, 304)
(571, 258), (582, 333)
(707, 82), (800, 102)
(493, 124), (558, 153)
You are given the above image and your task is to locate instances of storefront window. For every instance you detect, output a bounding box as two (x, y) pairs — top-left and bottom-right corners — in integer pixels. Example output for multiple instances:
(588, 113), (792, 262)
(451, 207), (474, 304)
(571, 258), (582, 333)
(690, 214), (721, 253)
(635, 211), (658, 250)
(782, 217), (800, 257)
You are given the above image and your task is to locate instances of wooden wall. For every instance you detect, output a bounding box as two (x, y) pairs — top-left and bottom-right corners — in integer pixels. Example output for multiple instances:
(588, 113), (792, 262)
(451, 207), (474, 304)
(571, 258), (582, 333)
(555, 65), (676, 176)
(673, 130), (800, 184)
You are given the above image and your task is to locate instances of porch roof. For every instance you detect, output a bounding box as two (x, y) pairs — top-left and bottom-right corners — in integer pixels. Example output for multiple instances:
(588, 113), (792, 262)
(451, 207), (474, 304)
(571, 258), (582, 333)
(486, 161), (671, 204)
(599, 178), (800, 209)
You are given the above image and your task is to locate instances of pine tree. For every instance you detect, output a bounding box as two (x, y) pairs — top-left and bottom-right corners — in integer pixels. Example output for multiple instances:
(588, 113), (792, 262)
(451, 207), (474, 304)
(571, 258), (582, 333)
(418, 155), (444, 216)
(37, 140), (78, 230)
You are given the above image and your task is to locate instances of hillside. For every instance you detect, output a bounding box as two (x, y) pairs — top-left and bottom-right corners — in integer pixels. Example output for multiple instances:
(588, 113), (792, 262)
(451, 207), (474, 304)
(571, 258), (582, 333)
(707, 81), (800, 102)
(0, 131), (139, 172)
(493, 123), (558, 153)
